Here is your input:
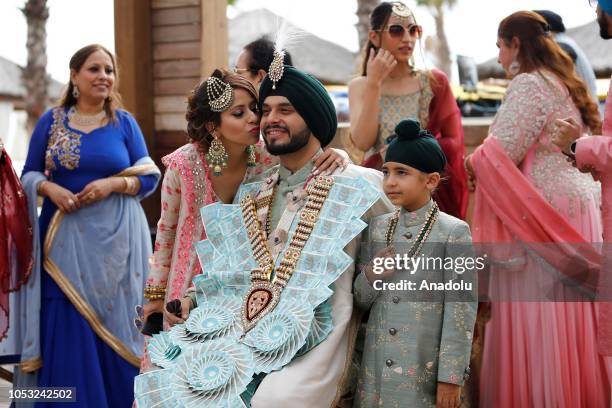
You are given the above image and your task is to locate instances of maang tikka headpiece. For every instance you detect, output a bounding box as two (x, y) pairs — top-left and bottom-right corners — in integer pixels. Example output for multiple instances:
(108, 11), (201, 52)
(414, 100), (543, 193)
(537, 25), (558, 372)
(206, 76), (234, 112)
(268, 19), (303, 89)
(391, 2), (414, 24)
(268, 50), (285, 90)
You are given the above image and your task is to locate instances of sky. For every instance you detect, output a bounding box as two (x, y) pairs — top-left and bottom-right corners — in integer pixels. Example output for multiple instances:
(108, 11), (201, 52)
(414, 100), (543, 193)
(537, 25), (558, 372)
(0, 0), (599, 84)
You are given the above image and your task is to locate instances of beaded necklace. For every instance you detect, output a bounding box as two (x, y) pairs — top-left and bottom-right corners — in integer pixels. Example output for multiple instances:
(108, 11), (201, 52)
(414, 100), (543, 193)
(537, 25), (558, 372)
(385, 202), (439, 255)
(67, 106), (107, 127)
(255, 182), (278, 237)
(240, 174), (334, 333)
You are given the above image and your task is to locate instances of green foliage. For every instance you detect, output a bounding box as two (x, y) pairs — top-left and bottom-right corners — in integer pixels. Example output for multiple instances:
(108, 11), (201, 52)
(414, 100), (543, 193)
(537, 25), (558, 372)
(227, 0), (237, 5)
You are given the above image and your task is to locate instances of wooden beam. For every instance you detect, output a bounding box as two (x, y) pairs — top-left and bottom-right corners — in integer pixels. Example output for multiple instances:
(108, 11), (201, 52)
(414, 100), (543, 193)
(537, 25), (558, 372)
(155, 113), (187, 132)
(152, 6), (200, 26)
(154, 96), (189, 114)
(114, 0), (154, 148)
(153, 41), (200, 61)
(114, 0), (158, 226)
(200, 0), (228, 78)
(153, 24), (200, 44)
(153, 59), (200, 79)
(152, 0), (199, 9)
(154, 77), (200, 96)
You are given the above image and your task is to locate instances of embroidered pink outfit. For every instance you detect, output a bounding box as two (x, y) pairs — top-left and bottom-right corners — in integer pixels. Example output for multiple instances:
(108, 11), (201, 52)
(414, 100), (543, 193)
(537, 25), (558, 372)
(471, 71), (609, 407)
(575, 78), (612, 359)
(576, 79), (612, 243)
(141, 141), (272, 371)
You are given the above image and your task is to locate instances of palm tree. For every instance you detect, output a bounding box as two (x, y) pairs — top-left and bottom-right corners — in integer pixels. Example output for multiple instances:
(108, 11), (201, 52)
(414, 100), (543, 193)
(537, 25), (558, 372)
(416, 0), (456, 77)
(21, 0), (49, 134)
(355, 0), (379, 51)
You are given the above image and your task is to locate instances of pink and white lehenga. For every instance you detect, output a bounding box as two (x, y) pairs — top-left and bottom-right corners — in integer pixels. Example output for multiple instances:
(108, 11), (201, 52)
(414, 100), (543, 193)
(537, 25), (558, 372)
(471, 70), (610, 407)
(141, 141), (273, 371)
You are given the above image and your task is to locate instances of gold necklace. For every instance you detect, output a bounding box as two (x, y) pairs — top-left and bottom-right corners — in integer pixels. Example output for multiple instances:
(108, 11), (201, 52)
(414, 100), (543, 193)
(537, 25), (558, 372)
(385, 202), (439, 255)
(68, 106), (107, 126)
(240, 175), (333, 333)
(255, 182), (278, 237)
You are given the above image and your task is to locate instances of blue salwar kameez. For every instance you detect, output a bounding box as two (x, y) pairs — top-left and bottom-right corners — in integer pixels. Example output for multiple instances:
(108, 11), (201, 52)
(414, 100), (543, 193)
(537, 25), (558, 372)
(19, 108), (160, 407)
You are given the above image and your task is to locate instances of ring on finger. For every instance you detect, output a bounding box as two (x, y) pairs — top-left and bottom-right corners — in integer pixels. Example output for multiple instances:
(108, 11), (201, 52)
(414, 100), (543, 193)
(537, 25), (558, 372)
(67, 198), (75, 207)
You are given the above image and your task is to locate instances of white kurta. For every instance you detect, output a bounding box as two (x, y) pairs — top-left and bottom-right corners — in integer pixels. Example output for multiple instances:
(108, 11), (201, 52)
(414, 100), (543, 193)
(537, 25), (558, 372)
(252, 164), (393, 407)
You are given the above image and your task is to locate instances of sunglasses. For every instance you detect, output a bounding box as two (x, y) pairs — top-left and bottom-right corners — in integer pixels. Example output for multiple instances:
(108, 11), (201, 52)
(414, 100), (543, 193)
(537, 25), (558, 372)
(380, 24), (423, 39)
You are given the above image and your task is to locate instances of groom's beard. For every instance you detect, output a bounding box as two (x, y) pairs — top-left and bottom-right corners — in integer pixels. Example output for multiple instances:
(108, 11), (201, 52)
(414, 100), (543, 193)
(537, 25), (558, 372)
(263, 124), (311, 156)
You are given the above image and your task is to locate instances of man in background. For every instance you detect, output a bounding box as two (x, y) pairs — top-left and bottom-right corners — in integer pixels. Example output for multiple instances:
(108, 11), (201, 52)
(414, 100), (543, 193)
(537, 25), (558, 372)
(535, 9), (599, 104)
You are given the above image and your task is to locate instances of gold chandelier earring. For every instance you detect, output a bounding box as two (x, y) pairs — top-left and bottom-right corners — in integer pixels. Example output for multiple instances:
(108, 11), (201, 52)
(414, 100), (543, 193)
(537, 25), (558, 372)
(205, 130), (229, 176)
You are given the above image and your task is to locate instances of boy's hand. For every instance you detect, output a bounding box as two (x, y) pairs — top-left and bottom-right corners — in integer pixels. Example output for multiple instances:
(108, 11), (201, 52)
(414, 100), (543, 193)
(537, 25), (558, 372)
(436, 382), (462, 408)
(364, 246), (397, 283)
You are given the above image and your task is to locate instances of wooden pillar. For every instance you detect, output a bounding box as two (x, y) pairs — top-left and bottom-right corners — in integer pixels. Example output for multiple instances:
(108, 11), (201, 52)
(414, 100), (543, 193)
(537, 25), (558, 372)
(201, 0), (228, 78)
(113, 0), (228, 228)
(114, 0), (157, 227)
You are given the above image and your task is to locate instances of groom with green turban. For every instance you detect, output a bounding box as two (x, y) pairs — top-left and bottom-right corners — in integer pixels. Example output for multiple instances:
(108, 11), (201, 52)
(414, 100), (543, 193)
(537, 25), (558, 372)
(237, 65), (392, 406)
(134, 64), (393, 408)
(258, 65), (338, 154)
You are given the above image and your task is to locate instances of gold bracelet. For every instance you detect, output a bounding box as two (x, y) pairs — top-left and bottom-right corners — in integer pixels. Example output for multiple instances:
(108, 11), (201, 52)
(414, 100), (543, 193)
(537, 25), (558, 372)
(123, 176), (137, 195)
(144, 285), (166, 300)
(37, 180), (49, 195)
(133, 177), (141, 194)
(129, 177), (137, 194)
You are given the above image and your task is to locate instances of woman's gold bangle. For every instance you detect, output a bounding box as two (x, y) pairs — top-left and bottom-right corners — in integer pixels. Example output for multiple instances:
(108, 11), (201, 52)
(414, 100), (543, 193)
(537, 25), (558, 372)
(123, 176), (137, 195)
(37, 180), (49, 195)
(144, 285), (166, 300)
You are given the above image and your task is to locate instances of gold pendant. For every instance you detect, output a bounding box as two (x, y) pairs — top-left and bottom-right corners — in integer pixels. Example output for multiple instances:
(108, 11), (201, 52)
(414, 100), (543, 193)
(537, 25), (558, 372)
(241, 281), (281, 333)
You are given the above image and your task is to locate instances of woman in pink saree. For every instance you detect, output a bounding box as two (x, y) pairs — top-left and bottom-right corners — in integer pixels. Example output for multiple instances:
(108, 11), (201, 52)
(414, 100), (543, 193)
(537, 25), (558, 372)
(465, 11), (609, 407)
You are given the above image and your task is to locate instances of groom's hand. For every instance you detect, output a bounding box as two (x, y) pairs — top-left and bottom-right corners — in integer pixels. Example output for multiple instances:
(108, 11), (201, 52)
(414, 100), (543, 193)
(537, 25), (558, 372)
(165, 297), (193, 326)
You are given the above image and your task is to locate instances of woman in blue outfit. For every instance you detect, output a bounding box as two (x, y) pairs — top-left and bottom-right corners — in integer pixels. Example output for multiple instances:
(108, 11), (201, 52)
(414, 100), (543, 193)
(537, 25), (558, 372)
(19, 44), (161, 407)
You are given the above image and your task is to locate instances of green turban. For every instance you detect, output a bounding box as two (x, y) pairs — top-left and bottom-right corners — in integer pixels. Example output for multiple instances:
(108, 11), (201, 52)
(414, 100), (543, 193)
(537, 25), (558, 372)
(385, 119), (447, 173)
(258, 65), (337, 147)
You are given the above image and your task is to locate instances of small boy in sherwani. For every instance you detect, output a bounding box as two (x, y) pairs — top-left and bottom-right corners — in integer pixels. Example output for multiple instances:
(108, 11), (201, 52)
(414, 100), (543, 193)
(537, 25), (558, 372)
(354, 119), (477, 408)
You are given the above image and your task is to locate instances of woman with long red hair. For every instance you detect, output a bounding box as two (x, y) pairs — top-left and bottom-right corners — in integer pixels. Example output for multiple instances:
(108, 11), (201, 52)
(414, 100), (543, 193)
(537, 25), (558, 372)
(465, 11), (609, 407)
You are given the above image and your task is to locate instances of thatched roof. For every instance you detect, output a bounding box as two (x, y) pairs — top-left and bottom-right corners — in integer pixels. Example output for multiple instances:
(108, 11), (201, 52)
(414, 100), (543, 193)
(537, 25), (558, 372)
(477, 19), (612, 79)
(566, 20), (612, 77)
(0, 55), (63, 104)
(229, 9), (357, 84)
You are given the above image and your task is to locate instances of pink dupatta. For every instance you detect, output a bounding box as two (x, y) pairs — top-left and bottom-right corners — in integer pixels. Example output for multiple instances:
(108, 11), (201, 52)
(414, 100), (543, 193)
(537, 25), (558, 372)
(472, 136), (600, 294)
(472, 136), (610, 407)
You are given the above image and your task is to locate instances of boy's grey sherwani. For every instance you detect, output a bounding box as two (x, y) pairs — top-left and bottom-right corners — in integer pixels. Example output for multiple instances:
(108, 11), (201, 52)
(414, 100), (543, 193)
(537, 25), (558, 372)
(353, 200), (477, 408)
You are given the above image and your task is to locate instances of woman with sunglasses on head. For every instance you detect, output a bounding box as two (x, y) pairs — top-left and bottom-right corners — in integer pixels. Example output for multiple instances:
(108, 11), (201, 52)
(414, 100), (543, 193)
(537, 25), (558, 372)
(349, 1), (468, 220)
